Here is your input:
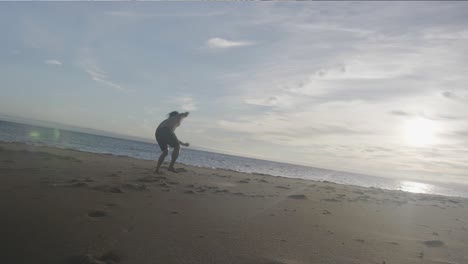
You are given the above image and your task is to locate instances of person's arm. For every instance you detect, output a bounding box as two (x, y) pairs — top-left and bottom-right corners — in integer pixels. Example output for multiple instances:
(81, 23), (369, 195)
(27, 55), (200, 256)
(179, 140), (189, 147)
(176, 112), (189, 128)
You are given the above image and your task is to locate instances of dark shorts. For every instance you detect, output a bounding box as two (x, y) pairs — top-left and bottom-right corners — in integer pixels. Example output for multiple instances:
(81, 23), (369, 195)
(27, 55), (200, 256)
(156, 127), (179, 151)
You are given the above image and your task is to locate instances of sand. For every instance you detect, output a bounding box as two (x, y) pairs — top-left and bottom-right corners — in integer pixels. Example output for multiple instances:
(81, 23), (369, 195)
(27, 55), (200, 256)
(1, 142), (467, 264)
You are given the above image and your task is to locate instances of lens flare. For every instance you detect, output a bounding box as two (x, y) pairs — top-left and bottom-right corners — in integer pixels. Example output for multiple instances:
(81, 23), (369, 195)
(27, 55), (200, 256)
(29, 131), (40, 140)
(53, 129), (60, 140)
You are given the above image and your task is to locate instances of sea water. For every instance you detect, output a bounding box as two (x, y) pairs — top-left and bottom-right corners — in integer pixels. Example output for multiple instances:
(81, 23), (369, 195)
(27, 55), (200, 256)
(1, 120), (467, 198)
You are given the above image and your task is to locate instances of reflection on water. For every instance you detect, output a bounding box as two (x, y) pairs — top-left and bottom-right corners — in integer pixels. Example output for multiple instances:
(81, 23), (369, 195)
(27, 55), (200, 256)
(399, 181), (434, 194)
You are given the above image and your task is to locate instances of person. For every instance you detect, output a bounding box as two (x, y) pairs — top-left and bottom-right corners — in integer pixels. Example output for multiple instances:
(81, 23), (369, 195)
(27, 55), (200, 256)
(155, 111), (190, 173)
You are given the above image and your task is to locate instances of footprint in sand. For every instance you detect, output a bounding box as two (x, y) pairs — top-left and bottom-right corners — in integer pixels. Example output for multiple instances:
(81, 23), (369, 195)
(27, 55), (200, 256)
(136, 176), (165, 183)
(423, 240), (444, 247)
(275, 186), (290, 190)
(288, 194), (307, 200)
(99, 251), (122, 263)
(122, 183), (147, 191)
(93, 185), (125, 194)
(110, 187), (125, 193)
(250, 194), (265, 198)
(238, 180), (249, 184)
(67, 251), (121, 264)
(322, 198), (341, 202)
(71, 182), (89, 188)
(167, 168), (187, 173)
(67, 254), (101, 264)
(88, 210), (108, 218)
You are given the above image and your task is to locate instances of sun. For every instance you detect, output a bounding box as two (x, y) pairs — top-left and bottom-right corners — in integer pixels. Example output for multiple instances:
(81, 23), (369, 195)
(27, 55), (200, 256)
(403, 118), (437, 146)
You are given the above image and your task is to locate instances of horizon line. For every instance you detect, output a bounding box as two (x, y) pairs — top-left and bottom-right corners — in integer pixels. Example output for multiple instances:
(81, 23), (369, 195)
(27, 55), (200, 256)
(0, 113), (386, 179)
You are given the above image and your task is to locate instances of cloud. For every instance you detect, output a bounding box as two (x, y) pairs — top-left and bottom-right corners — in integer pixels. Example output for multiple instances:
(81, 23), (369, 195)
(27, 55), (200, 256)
(86, 68), (123, 91)
(442, 91), (456, 99)
(81, 59), (124, 91)
(389, 110), (464, 122)
(217, 108), (375, 149)
(144, 106), (159, 115)
(45, 59), (62, 66)
(435, 115), (464, 121)
(105, 10), (225, 19)
(245, 95), (296, 109)
(105, 11), (154, 19)
(423, 28), (468, 40)
(173, 96), (198, 111)
(452, 130), (468, 138)
(390, 110), (411, 116)
(206, 37), (254, 49)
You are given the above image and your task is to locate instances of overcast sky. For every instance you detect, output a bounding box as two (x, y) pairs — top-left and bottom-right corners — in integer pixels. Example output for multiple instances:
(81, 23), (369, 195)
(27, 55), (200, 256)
(1, 2), (468, 184)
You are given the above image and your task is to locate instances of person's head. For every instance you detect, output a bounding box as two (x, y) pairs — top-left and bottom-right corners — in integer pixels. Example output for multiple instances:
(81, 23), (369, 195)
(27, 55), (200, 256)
(168, 111), (179, 118)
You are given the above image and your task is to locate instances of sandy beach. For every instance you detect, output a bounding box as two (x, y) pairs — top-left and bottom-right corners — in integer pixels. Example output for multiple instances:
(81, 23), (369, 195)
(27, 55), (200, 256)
(1, 142), (467, 264)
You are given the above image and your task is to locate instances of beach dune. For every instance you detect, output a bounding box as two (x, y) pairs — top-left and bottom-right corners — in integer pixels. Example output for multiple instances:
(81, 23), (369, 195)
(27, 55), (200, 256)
(1, 142), (467, 264)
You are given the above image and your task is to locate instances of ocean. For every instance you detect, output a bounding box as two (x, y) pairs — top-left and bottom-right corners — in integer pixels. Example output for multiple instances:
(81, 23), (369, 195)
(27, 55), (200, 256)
(1, 120), (467, 198)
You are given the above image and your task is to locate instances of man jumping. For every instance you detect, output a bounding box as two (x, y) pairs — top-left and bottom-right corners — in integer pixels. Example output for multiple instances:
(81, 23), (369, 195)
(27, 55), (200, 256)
(155, 111), (190, 173)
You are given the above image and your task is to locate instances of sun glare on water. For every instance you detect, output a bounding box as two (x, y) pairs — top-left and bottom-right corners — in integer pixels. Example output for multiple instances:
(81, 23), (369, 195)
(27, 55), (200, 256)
(400, 181), (433, 194)
(403, 118), (438, 146)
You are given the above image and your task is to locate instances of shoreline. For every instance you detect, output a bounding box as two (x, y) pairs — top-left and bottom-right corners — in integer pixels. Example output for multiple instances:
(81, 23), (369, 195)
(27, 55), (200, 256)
(2, 140), (466, 199)
(1, 141), (468, 264)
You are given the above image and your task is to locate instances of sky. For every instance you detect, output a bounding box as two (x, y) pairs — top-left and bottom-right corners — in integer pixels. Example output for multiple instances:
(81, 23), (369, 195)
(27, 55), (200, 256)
(1, 2), (468, 185)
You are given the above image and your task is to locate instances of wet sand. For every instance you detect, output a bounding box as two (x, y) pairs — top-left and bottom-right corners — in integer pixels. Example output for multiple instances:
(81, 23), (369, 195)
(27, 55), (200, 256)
(1, 142), (467, 264)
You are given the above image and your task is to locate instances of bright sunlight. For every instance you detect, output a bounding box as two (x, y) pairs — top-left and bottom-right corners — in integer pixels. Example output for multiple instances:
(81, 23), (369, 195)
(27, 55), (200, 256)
(403, 118), (438, 146)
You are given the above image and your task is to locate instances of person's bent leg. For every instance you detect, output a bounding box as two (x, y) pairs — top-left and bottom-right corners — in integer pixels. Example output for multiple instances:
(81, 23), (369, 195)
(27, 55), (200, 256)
(168, 145), (180, 172)
(155, 149), (168, 173)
